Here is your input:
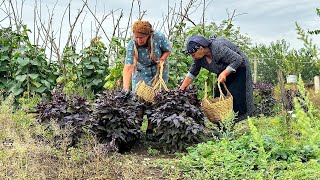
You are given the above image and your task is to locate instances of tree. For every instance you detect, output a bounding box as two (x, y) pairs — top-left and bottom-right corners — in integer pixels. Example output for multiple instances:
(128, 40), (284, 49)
(295, 22), (320, 82)
(249, 40), (290, 84)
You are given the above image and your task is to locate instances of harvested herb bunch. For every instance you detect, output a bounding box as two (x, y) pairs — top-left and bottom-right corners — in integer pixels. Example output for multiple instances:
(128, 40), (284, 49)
(36, 86), (92, 148)
(149, 86), (205, 151)
(90, 90), (144, 153)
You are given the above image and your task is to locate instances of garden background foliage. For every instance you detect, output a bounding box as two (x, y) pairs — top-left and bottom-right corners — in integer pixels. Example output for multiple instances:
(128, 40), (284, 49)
(1, 2), (320, 179)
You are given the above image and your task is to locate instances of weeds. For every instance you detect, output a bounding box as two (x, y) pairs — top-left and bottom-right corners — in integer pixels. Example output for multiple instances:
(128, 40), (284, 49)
(147, 147), (160, 156)
(174, 78), (320, 179)
(0, 95), (153, 179)
(1, 77), (320, 179)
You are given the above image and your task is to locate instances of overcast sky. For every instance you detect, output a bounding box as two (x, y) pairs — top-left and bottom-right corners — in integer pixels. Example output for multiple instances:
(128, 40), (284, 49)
(1, 0), (319, 50)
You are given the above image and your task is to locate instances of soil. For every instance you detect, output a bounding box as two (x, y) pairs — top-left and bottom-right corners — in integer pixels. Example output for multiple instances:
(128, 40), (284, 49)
(121, 134), (179, 180)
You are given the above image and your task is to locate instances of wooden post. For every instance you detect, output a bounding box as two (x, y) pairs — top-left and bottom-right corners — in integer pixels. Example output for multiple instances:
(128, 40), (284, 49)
(278, 70), (289, 110)
(253, 58), (257, 84)
(315, 76), (320, 93)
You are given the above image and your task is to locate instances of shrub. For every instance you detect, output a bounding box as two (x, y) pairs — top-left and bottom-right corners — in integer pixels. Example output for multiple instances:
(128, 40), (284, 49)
(35, 86), (91, 148)
(253, 82), (277, 116)
(149, 87), (205, 151)
(90, 90), (144, 153)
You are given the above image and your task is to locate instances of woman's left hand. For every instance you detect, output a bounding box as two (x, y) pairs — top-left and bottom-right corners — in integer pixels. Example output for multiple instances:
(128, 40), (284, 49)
(218, 73), (227, 83)
(218, 69), (232, 83)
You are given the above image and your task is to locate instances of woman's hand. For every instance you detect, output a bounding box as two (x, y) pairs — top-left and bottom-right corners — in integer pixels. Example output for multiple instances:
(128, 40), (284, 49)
(158, 58), (165, 65)
(218, 73), (227, 83)
(179, 76), (193, 90)
(159, 58), (165, 65)
(157, 59), (165, 70)
(218, 69), (232, 83)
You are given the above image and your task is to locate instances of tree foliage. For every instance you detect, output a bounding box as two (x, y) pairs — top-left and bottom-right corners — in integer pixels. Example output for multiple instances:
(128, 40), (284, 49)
(0, 26), (57, 97)
(249, 40), (289, 84)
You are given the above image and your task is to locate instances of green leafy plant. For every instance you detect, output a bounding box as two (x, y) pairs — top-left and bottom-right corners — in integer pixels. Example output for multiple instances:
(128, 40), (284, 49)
(10, 44), (57, 96)
(104, 37), (127, 90)
(79, 36), (109, 93)
(104, 58), (123, 90)
(1, 26), (57, 97)
(0, 27), (20, 92)
(147, 147), (160, 156)
(176, 78), (320, 179)
(281, 49), (308, 76)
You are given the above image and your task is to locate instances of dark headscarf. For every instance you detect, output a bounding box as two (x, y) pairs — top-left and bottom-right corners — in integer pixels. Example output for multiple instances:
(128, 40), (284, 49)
(183, 35), (211, 54)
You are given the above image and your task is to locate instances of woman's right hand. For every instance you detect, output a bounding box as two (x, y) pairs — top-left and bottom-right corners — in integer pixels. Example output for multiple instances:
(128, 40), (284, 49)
(217, 73), (227, 83)
(179, 76), (193, 90)
(158, 59), (165, 68)
(218, 69), (231, 83)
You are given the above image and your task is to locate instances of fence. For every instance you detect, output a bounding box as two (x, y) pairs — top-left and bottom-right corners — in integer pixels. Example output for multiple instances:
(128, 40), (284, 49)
(251, 58), (319, 93)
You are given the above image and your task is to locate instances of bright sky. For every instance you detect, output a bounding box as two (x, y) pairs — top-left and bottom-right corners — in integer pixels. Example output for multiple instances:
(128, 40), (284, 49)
(1, 0), (319, 50)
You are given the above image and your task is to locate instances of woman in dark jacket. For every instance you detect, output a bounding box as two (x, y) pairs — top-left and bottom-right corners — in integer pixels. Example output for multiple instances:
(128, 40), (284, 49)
(179, 35), (253, 121)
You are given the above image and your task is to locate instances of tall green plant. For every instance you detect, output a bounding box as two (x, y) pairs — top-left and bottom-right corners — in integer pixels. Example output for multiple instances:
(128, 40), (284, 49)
(296, 22), (318, 58)
(104, 59), (123, 90)
(79, 36), (109, 93)
(292, 76), (319, 143)
(6, 25), (57, 97)
(104, 37), (127, 90)
(56, 46), (82, 96)
(0, 27), (20, 92)
(295, 23), (320, 81)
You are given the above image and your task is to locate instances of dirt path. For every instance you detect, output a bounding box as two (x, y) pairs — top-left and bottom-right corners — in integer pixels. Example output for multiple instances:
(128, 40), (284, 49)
(120, 140), (180, 180)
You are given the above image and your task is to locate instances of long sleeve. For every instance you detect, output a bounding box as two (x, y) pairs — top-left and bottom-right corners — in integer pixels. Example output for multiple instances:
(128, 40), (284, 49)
(186, 61), (201, 80)
(213, 44), (243, 71)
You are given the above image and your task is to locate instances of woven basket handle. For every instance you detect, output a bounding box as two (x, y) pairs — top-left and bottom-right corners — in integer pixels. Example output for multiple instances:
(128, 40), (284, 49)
(222, 83), (231, 96)
(151, 65), (160, 87)
(217, 82), (231, 100)
(152, 61), (168, 92)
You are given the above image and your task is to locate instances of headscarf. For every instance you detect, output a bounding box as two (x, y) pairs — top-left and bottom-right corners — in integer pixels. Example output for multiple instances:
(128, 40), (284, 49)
(132, 20), (156, 73)
(133, 20), (153, 35)
(183, 35), (211, 54)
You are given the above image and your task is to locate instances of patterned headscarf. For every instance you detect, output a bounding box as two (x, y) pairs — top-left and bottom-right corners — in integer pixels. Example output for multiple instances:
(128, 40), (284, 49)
(132, 20), (156, 73)
(183, 35), (211, 54)
(133, 20), (153, 35)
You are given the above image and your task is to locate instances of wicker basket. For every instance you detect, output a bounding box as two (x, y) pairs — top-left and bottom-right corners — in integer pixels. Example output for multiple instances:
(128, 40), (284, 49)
(201, 82), (233, 123)
(135, 62), (168, 103)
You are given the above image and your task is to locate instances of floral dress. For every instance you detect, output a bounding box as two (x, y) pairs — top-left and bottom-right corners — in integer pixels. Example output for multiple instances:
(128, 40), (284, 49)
(125, 31), (171, 92)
